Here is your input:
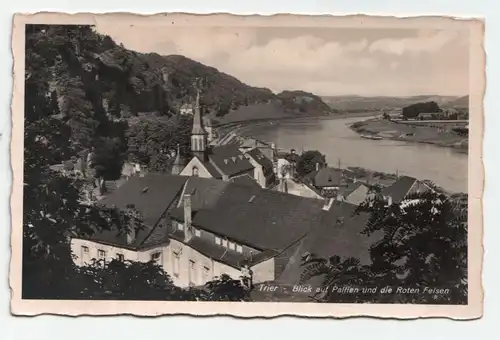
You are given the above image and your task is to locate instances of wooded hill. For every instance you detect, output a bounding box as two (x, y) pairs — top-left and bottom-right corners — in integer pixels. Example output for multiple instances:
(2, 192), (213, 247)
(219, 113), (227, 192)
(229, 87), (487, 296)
(27, 24), (333, 125)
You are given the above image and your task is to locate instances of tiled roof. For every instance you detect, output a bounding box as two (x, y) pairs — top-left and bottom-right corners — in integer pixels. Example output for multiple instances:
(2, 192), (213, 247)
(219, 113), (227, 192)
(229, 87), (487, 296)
(314, 167), (347, 188)
(207, 145), (254, 177)
(339, 181), (365, 197)
(246, 148), (274, 177)
(381, 175), (417, 203)
(230, 174), (261, 189)
(170, 183), (324, 252)
(277, 201), (382, 284)
(95, 173), (188, 247)
(181, 176), (230, 211)
(201, 160), (223, 179)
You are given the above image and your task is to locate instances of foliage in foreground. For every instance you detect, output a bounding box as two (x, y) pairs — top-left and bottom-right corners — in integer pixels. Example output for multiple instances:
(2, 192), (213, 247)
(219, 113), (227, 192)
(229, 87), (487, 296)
(300, 189), (468, 304)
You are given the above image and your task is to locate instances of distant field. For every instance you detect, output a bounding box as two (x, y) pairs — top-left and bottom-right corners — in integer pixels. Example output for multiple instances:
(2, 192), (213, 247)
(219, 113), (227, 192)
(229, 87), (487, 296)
(351, 118), (468, 152)
(321, 95), (468, 112)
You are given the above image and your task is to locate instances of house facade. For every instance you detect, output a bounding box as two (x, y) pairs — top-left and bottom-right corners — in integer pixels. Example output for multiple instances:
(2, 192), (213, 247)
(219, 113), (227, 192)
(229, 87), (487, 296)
(382, 175), (433, 205)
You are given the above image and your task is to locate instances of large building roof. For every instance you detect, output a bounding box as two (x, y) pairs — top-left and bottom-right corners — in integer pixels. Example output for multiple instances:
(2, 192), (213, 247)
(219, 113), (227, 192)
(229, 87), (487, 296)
(207, 145), (254, 177)
(277, 201), (382, 284)
(94, 173), (188, 248)
(170, 181), (324, 252)
(230, 174), (262, 189)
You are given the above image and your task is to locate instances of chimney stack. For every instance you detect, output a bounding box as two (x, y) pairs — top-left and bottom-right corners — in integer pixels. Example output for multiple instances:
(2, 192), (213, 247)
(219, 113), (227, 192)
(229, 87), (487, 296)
(322, 197), (334, 211)
(183, 194), (193, 241)
(315, 162), (320, 172)
(387, 195), (393, 206)
(127, 227), (136, 244)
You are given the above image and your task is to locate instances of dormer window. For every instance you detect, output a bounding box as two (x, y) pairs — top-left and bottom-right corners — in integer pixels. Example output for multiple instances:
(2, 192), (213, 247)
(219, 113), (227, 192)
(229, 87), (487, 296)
(194, 228), (201, 237)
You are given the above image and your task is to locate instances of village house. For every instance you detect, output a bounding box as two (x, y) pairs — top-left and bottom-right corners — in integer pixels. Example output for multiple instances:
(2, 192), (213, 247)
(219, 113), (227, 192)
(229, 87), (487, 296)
(337, 181), (371, 206)
(311, 166), (349, 198)
(381, 175), (433, 205)
(272, 177), (324, 200)
(70, 172), (376, 289)
(237, 137), (276, 162)
(243, 148), (276, 188)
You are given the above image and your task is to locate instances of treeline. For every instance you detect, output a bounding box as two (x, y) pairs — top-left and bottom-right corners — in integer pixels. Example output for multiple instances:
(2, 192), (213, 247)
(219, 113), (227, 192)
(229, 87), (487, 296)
(402, 101), (441, 119)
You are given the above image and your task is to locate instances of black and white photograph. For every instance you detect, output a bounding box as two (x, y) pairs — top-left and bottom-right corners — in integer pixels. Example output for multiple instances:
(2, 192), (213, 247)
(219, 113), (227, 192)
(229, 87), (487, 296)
(10, 13), (484, 318)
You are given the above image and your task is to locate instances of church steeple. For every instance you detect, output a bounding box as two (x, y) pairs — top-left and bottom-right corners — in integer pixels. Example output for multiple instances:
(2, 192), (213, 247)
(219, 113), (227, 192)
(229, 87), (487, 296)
(191, 82), (208, 161)
(171, 143), (184, 175)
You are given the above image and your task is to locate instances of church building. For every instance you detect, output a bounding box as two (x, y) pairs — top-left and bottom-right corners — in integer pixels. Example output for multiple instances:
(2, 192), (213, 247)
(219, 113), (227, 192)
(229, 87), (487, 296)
(174, 90), (257, 183)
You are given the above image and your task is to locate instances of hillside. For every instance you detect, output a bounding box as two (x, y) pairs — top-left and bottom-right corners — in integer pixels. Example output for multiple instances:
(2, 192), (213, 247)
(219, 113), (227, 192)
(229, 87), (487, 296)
(321, 95), (461, 112)
(27, 24), (332, 126)
(277, 90), (338, 116)
(441, 95), (469, 109)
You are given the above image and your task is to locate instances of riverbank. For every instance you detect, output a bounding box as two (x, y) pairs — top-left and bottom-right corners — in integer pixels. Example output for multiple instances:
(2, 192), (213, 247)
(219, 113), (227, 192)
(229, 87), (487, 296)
(349, 118), (468, 154)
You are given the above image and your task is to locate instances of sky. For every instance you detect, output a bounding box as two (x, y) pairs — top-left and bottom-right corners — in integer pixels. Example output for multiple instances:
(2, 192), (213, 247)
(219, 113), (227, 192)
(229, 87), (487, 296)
(95, 24), (470, 97)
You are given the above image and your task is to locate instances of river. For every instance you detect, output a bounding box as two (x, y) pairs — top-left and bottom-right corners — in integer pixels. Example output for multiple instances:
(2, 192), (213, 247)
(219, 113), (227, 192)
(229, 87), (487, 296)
(239, 116), (468, 193)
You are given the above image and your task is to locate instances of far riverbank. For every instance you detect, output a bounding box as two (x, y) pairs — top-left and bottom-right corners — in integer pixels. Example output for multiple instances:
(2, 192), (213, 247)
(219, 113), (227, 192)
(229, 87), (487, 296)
(214, 111), (381, 139)
(349, 118), (468, 154)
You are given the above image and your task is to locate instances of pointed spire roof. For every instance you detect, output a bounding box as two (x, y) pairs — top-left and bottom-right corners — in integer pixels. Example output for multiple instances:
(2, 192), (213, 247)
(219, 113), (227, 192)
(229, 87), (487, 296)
(173, 144), (183, 166)
(192, 88), (206, 135)
(171, 144), (184, 175)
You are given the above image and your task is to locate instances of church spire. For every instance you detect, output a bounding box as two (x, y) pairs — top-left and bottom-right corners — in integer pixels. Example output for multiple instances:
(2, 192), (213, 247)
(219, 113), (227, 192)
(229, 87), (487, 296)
(171, 143), (184, 175)
(192, 87), (206, 135)
(191, 80), (208, 161)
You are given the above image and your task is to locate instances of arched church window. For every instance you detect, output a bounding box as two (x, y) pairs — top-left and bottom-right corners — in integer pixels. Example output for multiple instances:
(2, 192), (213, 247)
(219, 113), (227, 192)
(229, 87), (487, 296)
(192, 166), (199, 177)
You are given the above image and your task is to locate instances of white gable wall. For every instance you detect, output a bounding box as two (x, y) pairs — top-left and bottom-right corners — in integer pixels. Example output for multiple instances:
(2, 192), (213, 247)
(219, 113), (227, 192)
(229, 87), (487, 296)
(179, 157), (215, 178)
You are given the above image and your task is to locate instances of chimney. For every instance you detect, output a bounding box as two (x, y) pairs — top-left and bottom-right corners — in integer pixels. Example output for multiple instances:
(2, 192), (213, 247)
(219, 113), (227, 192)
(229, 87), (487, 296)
(127, 227), (136, 244)
(322, 197), (334, 211)
(279, 178), (288, 193)
(222, 174), (229, 181)
(315, 162), (320, 172)
(183, 194), (193, 241)
(387, 195), (393, 206)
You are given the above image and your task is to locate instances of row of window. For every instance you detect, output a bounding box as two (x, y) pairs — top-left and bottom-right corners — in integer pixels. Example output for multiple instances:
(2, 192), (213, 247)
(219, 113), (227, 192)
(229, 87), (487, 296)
(215, 236), (243, 253)
(81, 246), (161, 264)
(176, 224), (243, 253)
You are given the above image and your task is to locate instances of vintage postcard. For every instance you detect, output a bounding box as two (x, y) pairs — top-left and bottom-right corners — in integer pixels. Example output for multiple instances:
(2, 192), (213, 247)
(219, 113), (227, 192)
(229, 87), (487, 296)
(10, 13), (484, 319)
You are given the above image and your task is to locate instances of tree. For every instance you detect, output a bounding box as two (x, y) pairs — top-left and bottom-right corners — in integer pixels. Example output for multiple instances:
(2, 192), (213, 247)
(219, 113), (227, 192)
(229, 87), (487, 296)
(301, 190), (467, 304)
(90, 137), (127, 180)
(296, 150), (326, 178)
(127, 115), (192, 172)
(402, 101), (441, 119)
